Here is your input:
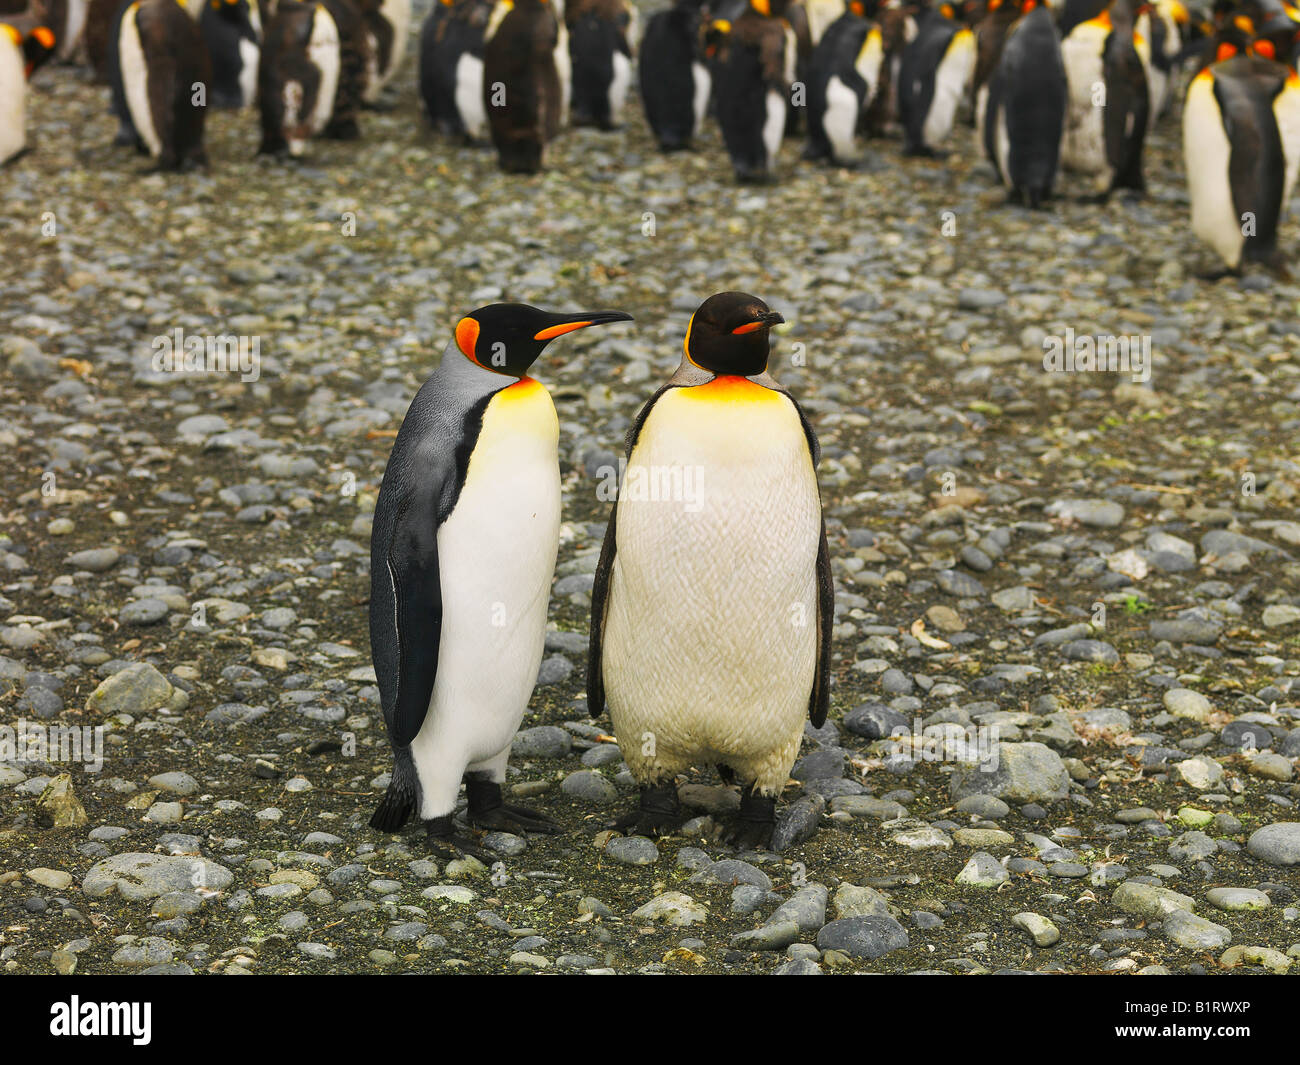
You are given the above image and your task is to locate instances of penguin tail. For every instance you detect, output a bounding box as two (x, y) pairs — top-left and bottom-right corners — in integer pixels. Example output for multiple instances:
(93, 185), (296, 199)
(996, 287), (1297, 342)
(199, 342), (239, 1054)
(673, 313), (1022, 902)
(369, 749), (418, 832)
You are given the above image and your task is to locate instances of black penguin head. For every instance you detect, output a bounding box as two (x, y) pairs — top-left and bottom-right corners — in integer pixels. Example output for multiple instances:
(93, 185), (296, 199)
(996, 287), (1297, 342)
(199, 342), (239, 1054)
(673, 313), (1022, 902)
(684, 292), (784, 378)
(454, 304), (634, 377)
(20, 25), (57, 78)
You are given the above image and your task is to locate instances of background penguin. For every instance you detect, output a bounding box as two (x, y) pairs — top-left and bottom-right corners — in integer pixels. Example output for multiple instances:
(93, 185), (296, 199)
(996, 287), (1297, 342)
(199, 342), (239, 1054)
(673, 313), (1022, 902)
(200, 0), (261, 108)
(1, 19), (56, 164)
(637, 0), (710, 151)
(1183, 32), (1300, 272)
(1136, 0), (1186, 119)
(115, 0), (211, 170)
(897, 2), (975, 154)
(587, 291), (833, 849)
(982, 0), (1067, 205)
(804, 0), (885, 165)
(368, 303), (633, 860)
(862, 0), (916, 136)
(1060, 0), (1150, 196)
(971, 0), (1020, 140)
(482, 0), (562, 173)
(258, 0), (369, 157)
(52, 0), (89, 60)
(709, 0), (798, 182)
(566, 0), (633, 128)
(805, 0), (850, 40)
(418, 0), (491, 140)
(84, 0), (119, 78)
(359, 0), (409, 104)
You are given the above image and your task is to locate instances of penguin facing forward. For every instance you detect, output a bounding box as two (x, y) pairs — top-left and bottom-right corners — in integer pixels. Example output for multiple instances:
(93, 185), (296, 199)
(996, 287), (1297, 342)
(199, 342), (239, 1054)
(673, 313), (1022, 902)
(862, 0), (915, 136)
(982, 0), (1067, 206)
(369, 303), (633, 859)
(637, 0), (710, 151)
(804, 0), (885, 164)
(1183, 36), (1300, 273)
(115, 0), (212, 170)
(258, 0), (370, 157)
(360, 0), (409, 104)
(897, 3), (975, 154)
(200, 0), (261, 108)
(1136, 0), (1185, 119)
(709, 0), (799, 182)
(1059, 0), (1150, 197)
(1, 20), (56, 165)
(418, 0), (491, 140)
(588, 292), (834, 848)
(483, 0), (562, 173)
(566, 0), (633, 129)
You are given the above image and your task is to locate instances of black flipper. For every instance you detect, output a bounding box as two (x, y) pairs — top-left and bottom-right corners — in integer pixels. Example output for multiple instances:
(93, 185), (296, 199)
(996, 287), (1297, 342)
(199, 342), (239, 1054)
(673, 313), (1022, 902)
(384, 487), (444, 746)
(369, 745), (418, 831)
(810, 518), (833, 728)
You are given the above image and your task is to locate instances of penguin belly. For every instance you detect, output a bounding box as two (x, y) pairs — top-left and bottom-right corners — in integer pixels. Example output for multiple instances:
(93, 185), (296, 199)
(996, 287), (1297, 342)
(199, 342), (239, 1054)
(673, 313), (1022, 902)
(406, 378), (561, 818)
(237, 33), (259, 107)
(0, 34), (24, 164)
(762, 88), (786, 168)
(822, 74), (860, 161)
(923, 27), (974, 150)
(603, 380), (821, 795)
(1060, 24), (1109, 189)
(1183, 71), (1243, 268)
(691, 60), (710, 133)
(119, 4), (162, 157)
(454, 51), (486, 138)
(608, 48), (631, 126)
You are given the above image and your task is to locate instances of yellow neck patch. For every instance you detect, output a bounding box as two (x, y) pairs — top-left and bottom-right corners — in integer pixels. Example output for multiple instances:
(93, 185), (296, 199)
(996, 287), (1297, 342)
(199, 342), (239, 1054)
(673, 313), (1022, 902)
(678, 376), (782, 404)
(1, 24), (21, 47)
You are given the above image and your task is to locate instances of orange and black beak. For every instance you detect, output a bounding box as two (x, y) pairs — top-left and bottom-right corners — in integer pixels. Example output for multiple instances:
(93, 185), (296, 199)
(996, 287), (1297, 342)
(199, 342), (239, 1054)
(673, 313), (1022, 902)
(532, 309), (634, 342)
(730, 310), (784, 335)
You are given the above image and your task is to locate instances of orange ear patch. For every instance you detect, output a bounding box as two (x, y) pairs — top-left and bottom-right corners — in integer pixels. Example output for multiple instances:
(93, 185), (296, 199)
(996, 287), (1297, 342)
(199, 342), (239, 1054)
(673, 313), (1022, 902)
(1252, 39), (1276, 58)
(455, 316), (480, 359)
(731, 321), (763, 334)
(533, 321), (590, 341)
(33, 25), (55, 47)
(1216, 41), (1237, 61)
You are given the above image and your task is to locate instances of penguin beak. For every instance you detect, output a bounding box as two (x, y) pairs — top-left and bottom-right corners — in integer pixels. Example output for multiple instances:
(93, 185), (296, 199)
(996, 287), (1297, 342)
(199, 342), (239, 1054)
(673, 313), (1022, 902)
(532, 310), (634, 342)
(731, 310), (785, 335)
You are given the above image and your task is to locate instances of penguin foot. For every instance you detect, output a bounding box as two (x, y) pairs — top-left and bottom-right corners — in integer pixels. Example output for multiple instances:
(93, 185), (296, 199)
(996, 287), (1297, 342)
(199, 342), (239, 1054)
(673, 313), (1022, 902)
(464, 778), (558, 835)
(723, 792), (776, 851)
(423, 816), (494, 863)
(610, 783), (682, 837)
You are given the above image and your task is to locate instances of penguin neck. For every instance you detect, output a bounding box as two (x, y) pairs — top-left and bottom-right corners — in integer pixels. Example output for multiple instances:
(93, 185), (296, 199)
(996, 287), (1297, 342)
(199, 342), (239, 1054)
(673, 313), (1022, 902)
(433, 339), (534, 399)
(175, 0), (204, 21)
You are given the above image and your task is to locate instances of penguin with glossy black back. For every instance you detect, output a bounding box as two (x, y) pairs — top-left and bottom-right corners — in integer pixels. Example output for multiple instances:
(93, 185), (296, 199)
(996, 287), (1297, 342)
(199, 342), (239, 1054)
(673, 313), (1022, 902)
(1060, 0), (1150, 197)
(1, 20), (56, 164)
(588, 292), (834, 849)
(1183, 30), (1300, 273)
(483, 0), (562, 173)
(258, 0), (369, 156)
(566, 0), (633, 128)
(710, 0), (798, 182)
(418, 0), (491, 140)
(369, 303), (633, 859)
(897, 2), (975, 154)
(359, 0), (408, 104)
(982, 0), (1066, 205)
(804, 0), (885, 164)
(638, 0), (710, 150)
(200, 0), (261, 108)
(114, 0), (211, 169)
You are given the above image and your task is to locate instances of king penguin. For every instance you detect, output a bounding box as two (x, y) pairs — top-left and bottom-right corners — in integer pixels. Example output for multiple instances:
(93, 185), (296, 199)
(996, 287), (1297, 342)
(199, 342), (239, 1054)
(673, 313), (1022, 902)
(897, 2), (976, 155)
(982, 0), (1067, 206)
(1183, 31), (1300, 273)
(587, 291), (835, 849)
(1, 20), (57, 165)
(804, 0), (885, 165)
(369, 303), (633, 859)
(637, 0), (710, 151)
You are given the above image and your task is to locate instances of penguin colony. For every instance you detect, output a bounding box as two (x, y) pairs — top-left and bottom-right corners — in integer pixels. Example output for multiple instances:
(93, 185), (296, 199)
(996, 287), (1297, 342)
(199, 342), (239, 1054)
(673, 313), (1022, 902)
(6, 0), (1300, 268)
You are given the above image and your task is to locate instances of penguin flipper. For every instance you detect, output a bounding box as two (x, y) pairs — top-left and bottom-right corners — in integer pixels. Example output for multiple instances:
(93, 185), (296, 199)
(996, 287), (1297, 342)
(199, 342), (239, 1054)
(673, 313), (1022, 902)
(586, 500), (618, 720)
(809, 518), (833, 729)
(379, 489), (444, 747)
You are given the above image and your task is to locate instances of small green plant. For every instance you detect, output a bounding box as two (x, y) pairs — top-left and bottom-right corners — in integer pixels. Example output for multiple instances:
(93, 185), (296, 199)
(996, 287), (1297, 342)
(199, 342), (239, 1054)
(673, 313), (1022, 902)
(1122, 596), (1153, 615)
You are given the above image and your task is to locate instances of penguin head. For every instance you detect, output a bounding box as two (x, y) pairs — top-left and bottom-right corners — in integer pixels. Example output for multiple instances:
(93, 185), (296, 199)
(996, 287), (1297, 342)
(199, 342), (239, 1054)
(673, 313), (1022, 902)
(684, 292), (784, 378)
(21, 25), (56, 78)
(454, 304), (634, 377)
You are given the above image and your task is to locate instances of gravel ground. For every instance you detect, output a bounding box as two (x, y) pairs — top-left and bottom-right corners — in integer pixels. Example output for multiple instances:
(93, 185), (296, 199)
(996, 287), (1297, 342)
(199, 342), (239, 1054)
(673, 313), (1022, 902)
(2, 8), (1299, 975)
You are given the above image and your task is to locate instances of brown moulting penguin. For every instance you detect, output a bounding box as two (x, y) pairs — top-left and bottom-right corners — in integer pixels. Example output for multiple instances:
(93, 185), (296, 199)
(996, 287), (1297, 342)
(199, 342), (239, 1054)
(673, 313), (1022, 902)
(637, 0), (710, 151)
(708, 0), (799, 182)
(114, 0), (212, 170)
(970, 0), (1020, 141)
(588, 291), (835, 850)
(482, 0), (563, 172)
(1, 19), (57, 165)
(257, 0), (371, 157)
(368, 303), (633, 860)
(418, 0), (492, 140)
(200, 0), (262, 109)
(358, 0), (409, 105)
(1182, 26), (1300, 275)
(1059, 0), (1151, 198)
(565, 0), (634, 129)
